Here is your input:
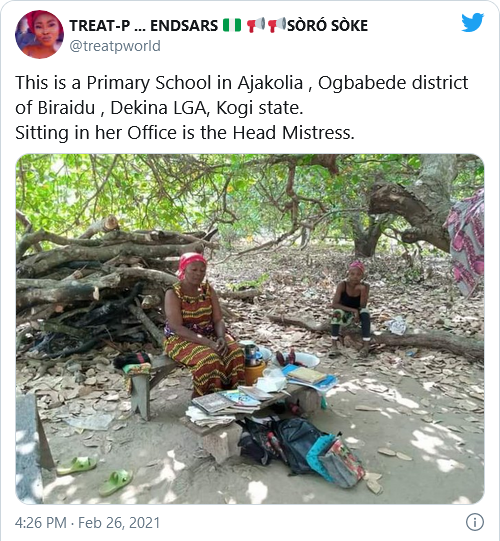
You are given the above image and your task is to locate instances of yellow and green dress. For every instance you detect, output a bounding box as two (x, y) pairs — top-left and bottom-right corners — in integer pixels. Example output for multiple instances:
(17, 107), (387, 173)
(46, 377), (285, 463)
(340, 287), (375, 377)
(164, 282), (245, 397)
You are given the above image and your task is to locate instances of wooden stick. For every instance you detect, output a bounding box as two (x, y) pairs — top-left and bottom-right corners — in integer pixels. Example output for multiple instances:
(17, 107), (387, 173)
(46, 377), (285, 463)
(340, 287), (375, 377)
(128, 303), (165, 348)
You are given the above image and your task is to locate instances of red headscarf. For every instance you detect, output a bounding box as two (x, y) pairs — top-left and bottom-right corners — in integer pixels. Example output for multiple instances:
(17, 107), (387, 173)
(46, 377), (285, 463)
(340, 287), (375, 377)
(349, 260), (365, 274)
(177, 252), (207, 280)
(26, 11), (63, 34)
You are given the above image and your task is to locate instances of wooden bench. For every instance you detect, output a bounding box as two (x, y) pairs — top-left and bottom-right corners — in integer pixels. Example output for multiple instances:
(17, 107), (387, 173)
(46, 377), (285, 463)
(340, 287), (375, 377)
(16, 394), (55, 504)
(129, 352), (323, 422)
(128, 354), (178, 420)
(126, 353), (324, 463)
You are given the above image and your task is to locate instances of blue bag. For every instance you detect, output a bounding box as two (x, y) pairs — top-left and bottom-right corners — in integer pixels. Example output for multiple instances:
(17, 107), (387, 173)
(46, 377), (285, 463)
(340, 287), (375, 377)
(306, 434), (365, 488)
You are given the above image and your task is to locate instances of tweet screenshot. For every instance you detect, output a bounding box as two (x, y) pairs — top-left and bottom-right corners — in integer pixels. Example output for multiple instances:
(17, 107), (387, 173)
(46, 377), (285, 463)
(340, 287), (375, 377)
(1, 0), (498, 538)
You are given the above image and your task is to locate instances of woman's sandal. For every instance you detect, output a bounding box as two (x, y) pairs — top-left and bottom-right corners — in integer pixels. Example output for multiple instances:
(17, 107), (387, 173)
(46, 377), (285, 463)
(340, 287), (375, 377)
(99, 470), (133, 497)
(56, 456), (97, 476)
(359, 343), (371, 358)
(329, 340), (342, 358)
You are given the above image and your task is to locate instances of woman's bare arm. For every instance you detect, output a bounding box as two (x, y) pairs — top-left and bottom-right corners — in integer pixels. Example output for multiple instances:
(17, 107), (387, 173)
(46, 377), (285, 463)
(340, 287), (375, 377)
(359, 283), (369, 308)
(209, 286), (229, 355)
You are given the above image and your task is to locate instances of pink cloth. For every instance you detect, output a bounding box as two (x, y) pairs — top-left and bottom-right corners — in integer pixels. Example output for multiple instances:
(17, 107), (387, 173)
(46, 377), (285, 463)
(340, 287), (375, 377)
(177, 252), (207, 279)
(444, 189), (484, 297)
(349, 260), (365, 274)
(26, 11), (63, 34)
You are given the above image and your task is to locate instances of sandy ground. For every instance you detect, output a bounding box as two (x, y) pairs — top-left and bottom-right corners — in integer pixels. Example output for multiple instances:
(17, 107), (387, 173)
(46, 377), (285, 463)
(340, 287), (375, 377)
(41, 354), (484, 505)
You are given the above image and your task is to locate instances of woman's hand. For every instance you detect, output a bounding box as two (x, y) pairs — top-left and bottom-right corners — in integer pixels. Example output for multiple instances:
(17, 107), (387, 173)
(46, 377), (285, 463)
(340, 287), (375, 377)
(205, 338), (228, 356)
(353, 310), (360, 324)
(215, 337), (229, 356)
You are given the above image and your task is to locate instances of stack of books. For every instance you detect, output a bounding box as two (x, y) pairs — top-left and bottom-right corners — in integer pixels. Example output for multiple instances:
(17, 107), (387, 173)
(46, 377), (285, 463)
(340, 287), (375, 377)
(191, 393), (233, 415)
(238, 386), (274, 402)
(191, 389), (261, 415)
(217, 389), (261, 414)
(282, 364), (338, 393)
(284, 366), (328, 384)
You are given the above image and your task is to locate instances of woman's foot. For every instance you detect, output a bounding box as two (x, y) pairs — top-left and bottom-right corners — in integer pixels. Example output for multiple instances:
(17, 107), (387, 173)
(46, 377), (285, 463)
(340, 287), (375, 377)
(329, 338), (342, 357)
(359, 341), (370, 358)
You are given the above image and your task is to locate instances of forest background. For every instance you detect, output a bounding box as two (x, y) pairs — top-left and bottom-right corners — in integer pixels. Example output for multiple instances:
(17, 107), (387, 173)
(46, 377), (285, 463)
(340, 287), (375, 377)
(16, 153), (483, 258)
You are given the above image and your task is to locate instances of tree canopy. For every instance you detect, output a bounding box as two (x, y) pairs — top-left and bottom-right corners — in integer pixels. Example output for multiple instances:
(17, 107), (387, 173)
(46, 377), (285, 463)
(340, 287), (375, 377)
(16, 153), (483, 255)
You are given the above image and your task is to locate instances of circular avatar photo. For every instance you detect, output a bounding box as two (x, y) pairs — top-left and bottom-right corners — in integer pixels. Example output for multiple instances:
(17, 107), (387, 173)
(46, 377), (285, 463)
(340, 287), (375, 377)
(16, 10), (64, 59)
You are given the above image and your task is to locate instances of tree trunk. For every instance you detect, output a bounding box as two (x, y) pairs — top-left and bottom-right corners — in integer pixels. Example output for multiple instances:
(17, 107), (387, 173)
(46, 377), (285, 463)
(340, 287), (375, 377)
(369, 154), (457, 252)
(267, 314), (483, 360)
(350, 214), (387, 257)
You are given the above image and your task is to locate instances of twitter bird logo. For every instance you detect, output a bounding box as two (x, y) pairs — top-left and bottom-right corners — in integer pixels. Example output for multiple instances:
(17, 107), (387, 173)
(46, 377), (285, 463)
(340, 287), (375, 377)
(462, 13), (484, 32)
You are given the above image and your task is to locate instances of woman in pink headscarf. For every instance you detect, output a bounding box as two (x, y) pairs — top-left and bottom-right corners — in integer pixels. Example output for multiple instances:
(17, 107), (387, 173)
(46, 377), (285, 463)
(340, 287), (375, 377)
(22, 11), (63, 58)
(330, 261), (371, 358)
(164, 252), (245, 396)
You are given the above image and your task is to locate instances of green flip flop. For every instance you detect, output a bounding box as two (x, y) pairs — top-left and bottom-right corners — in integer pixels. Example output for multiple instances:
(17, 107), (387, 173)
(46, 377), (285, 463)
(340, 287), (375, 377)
(56, 456), (97, 476)
(99, 470), (133, 497)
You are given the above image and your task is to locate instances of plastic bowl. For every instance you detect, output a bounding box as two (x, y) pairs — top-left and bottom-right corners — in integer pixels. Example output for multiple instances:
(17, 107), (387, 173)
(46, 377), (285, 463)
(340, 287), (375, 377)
(255, 347), (319, 368)
(257, 346), (273, 362)
(284, 351), (320, 368)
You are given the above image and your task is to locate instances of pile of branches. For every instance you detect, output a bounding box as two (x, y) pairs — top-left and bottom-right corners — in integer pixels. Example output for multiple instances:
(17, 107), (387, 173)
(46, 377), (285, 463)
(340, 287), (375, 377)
(16, 215), (217, 358)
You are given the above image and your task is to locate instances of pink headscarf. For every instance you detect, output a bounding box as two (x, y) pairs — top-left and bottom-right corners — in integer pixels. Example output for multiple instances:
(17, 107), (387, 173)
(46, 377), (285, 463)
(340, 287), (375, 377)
(177, 252), (207, 280)
(26, 11), (63, 34)
(349, 260), (365, 274)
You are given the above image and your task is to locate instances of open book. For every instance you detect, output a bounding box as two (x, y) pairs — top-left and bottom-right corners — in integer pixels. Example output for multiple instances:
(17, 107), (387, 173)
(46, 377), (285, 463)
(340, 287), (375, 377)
(218, 389), (260, 408)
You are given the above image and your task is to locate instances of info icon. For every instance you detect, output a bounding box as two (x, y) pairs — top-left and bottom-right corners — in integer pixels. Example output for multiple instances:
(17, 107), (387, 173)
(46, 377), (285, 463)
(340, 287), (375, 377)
(466, 514), (484, 531)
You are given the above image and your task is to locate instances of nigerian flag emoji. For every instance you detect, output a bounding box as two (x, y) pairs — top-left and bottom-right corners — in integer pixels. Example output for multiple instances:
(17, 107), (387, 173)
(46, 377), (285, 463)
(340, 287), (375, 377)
(223, 19), (241, 32)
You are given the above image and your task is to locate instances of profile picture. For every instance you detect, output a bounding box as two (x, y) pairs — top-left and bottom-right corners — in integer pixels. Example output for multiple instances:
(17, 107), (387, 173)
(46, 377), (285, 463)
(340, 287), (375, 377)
(16, 10), (64, 59)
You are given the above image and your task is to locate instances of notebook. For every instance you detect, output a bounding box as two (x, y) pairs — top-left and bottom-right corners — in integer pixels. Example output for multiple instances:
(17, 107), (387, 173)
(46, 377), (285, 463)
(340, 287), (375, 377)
(192, 393), (233, 415)
(238, 386), (274, 402)
(218, 389), (260, 408)
(283, 366), (327, 385)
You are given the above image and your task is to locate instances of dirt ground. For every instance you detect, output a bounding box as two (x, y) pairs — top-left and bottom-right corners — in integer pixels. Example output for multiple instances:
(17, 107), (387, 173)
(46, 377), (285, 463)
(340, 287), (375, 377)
(38, 350), (484, 505)
(17, 248), (484, 504)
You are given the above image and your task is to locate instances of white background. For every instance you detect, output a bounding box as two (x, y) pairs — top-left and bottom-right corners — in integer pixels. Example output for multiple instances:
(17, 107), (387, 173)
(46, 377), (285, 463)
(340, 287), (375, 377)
(1, 1), (498, 540)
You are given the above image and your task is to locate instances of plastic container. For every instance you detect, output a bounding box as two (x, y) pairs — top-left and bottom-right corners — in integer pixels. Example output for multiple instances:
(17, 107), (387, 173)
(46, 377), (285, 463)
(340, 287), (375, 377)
(245, 361), (266, 385)
(257, 346), (272, 362)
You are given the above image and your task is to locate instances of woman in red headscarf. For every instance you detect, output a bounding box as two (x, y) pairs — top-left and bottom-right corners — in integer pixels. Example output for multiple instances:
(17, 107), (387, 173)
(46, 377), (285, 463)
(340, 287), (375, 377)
(22, 11), (63, 59)
(330, 260), (371, 358)
(164, 252), (246, 397)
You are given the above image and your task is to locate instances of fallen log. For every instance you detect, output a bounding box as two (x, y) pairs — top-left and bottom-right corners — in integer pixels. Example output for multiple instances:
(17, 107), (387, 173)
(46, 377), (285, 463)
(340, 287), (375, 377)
(17, 241), (203, 278)
(79, 215), (119, 239)
(16, 274), (121, 312)
(16, 230), (102, 264)
(132, 229), (215, 246)
(267, 314), (484, 360)
(219, 288), (260, 300)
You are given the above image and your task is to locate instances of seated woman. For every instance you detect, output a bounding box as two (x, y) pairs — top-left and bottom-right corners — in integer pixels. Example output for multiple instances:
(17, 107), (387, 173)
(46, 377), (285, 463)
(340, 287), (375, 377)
(331, 261), (371, 357)
(22, 11), (63, 59)
(164, 252), (246, 397)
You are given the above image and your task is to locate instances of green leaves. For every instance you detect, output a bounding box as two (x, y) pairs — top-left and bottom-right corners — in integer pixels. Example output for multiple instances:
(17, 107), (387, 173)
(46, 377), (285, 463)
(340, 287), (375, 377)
(16, 154), (482, 255)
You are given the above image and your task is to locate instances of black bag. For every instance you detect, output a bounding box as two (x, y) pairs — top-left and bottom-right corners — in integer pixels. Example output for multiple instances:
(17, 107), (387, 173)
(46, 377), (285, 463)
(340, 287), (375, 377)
(113, 352), (151, 370)
(237, 418), (279, 466)
(272, 418), (325, 475)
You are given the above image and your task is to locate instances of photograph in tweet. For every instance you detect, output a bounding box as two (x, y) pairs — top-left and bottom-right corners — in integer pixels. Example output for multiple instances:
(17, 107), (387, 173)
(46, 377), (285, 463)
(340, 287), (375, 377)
(15, 152), (484, 504)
